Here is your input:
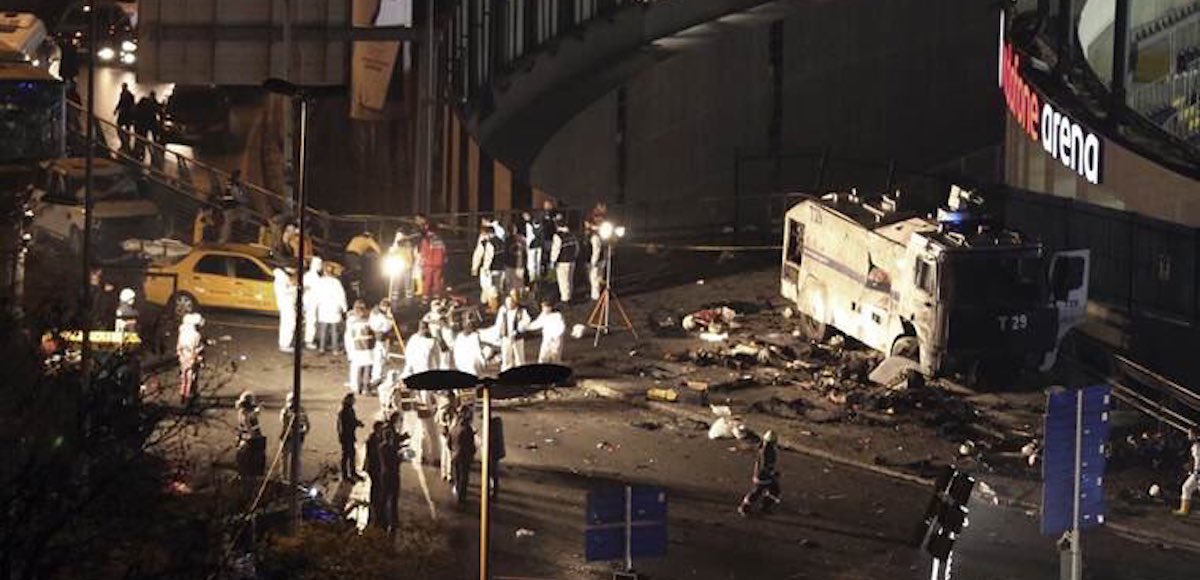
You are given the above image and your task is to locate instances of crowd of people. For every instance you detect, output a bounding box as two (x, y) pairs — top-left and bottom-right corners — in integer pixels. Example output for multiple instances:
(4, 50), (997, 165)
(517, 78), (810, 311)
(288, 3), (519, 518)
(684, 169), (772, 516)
(221, 200), (617, 533)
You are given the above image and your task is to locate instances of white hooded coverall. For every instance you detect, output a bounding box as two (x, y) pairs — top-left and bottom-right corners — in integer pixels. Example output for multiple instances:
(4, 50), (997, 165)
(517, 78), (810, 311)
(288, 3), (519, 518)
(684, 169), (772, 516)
(273, 269), (296, 351)
(492, 304), (530, 371)
(454, 330), (487, 376)
(368, 307), (392, 381)
(527, 310), (566, 363)
(302, 257), (324, 347)
(1183, 441), (1200, 501)
(588, 232), (604, 301)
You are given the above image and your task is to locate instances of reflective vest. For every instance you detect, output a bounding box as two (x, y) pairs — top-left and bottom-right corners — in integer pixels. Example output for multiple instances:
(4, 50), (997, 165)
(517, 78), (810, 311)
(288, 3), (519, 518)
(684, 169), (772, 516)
(555, 231), (578, 263)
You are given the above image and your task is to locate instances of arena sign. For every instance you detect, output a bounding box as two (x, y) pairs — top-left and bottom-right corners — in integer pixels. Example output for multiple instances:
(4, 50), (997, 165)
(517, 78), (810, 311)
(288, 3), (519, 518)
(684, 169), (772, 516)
(1000, 42), (1102, 185)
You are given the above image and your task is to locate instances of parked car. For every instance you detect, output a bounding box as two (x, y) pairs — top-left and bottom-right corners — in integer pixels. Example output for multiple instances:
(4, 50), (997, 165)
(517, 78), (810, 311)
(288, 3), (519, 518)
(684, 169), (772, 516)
(143, 243), (287, 316)
(161, 85), (231, 147)
(30, 157), (162, 257)
(55, 0), (136, 66)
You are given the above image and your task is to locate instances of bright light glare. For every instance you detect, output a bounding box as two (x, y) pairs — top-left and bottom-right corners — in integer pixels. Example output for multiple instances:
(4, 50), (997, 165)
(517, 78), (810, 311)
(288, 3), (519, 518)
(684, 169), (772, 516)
(599, 221), (614, 240)
(120, 52), (136, 65)
(615, 226), (626, 238)
(121, 40), (138, 52)
(96, 47), (116, 61)
(383, 254), (407, 277)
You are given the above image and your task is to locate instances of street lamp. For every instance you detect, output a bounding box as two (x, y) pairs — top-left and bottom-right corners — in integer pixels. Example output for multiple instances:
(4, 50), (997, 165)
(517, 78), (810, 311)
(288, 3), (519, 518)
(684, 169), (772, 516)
(262, 78), (345, 531)
(405, 364), (573, 580)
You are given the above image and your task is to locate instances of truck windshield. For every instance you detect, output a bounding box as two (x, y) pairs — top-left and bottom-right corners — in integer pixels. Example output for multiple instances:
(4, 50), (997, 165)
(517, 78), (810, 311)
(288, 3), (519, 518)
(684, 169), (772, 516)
(945, 253), (1046, 306)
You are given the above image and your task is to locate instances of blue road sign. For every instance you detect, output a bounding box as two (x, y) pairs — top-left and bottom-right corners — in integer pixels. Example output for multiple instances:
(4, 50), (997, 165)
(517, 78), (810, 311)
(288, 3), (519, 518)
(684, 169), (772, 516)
(585, 486), (668, 562)
(1041, 385), (1111, 536)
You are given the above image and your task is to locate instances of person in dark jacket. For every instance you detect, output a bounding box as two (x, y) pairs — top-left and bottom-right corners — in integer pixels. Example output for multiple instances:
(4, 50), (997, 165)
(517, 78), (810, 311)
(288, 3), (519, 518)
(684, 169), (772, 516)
(364, 421), (386, 527)
(376, 413), (409, 533)
(488, 415), (506, 499)
(449, 406), (477, 507)
(337, 394), (364, 481)
(738, 430), (781, 516)
(114, 83), (136, 149)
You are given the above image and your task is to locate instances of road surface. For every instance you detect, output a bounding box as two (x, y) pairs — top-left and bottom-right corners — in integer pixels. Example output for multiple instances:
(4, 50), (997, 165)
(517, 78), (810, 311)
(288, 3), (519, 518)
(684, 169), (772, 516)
(154, 308), (1200, 579)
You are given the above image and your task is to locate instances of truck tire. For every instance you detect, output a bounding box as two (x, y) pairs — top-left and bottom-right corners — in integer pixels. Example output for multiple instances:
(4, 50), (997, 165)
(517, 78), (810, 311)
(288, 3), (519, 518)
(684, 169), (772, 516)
(890, 336), (919, 361)
(798, 312), (827, 341)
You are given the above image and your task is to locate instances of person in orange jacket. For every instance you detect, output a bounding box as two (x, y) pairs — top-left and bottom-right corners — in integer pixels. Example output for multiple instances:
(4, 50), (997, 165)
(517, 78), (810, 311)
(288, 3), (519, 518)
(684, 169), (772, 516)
(418, 226), (447, 300)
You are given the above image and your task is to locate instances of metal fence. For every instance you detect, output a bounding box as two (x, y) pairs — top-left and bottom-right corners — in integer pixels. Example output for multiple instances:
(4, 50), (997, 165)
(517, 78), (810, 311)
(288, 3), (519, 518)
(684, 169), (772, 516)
(997, 187), (1200, 326)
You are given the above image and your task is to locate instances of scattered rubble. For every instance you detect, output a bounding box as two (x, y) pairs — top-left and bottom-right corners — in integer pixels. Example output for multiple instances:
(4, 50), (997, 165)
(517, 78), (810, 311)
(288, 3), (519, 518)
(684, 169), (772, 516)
(515, 528), (536, 539)
(631, 420), (663, 431)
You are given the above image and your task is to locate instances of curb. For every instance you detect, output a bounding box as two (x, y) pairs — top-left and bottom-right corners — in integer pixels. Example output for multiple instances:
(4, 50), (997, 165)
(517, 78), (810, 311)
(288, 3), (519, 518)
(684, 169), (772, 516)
(578, 379), (1200, 555)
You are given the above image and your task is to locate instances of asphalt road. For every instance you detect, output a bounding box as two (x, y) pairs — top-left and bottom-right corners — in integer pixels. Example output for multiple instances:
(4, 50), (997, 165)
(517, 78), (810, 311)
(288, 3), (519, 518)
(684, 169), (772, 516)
(159, 308), (1200, 580)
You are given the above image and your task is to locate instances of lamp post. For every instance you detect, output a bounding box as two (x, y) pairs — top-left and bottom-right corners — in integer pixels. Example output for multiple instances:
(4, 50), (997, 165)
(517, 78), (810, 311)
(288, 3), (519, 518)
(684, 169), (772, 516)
(405, 364), (572, 580)
(262, 78), (344, 531)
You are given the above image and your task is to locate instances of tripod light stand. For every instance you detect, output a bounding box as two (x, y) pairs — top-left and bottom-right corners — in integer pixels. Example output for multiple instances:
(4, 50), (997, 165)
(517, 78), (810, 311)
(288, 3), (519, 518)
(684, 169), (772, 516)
(587, 221), (638, 347)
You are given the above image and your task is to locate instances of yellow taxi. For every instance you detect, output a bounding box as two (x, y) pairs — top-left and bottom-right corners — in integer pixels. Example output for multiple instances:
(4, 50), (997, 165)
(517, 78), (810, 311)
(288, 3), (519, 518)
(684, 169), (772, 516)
(143, 243), (288, 315)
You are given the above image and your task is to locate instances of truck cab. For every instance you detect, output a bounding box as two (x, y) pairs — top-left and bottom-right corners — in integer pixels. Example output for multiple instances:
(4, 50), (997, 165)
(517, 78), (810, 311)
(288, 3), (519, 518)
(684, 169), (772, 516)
(781, 187), (1089, 384)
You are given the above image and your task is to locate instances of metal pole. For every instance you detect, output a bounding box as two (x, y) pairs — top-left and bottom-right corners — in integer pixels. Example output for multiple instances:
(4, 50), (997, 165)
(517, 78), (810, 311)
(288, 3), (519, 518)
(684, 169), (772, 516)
(1111, 0), (1131, 107)
(1070, 389), (1084, 580)
(479, 386), (492, 580)
(282, 0), (295, 203)
(81, 0), (98, 384)
(289, 96), (309, 531)
(425, 0), (437, 213)
(624, 484), (633, 572)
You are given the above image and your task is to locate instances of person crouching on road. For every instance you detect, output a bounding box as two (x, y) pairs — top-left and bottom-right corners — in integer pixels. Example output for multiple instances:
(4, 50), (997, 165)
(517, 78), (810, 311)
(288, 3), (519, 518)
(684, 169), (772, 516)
(492, 293), (531, 372)
(302, 257), (324, 350)
(316, 262), (348, 354)
(345, 300), (376, 395)
(526, 300), (566, 364)
(1176, 428), (1200, 515)
(368, 299), (394, 383)
(176, 313), (205, 405)
(279, 392), (309, 483)
(273, 268), (297, 352)
(450, 406), (477, 507)
(738, 430), (782, 516)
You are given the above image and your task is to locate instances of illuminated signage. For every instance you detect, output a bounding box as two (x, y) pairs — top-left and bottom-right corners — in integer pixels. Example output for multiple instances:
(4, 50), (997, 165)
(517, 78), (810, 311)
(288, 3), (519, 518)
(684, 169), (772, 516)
(1000, 42), (1102, 185)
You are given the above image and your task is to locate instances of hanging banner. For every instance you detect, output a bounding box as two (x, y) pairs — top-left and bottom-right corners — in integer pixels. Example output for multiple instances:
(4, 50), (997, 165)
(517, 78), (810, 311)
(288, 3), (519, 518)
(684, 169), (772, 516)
(351, 0), (410, 120)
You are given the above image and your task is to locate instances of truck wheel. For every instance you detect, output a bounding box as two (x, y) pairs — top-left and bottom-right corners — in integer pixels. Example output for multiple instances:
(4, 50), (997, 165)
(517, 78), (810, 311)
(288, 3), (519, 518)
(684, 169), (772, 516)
(797, 312), (827, 341)
(890, 336), (919, 361)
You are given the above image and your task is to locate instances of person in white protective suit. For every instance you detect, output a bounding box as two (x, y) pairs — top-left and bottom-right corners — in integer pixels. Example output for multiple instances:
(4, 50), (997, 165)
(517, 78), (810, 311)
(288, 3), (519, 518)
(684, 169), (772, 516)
(1176, 428), (1200, 515)
(549, 218), (578, 304)
(368, 299), (394, 382)
(401, 321), (440, 405)
(345, 300), (375, 394)
(471, 224), (504, 309)
(454, 316), (487, 376)
(273, 268), (297, 352)
(491, 294), (531, 371)
(315, 263), (348, 354)
(526, 300), (566, 364)
(302, 257), (324, 349)
(422, 299), (455, 370)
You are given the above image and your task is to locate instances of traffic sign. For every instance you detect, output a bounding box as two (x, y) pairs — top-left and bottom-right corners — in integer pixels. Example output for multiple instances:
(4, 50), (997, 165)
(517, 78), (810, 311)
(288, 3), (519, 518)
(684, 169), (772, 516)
(1041, 385), (1110, 536)
(585, 486), (668, 564)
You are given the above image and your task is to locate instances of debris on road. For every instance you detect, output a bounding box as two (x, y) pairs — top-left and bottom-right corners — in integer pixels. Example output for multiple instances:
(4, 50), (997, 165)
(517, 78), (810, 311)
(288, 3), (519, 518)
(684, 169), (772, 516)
(515, 528), (536, 539)
(682, 307), (737, 334)
(631, 420), (663, 431)
(596, 441), (618, 452)
(647, 388), (678, 403)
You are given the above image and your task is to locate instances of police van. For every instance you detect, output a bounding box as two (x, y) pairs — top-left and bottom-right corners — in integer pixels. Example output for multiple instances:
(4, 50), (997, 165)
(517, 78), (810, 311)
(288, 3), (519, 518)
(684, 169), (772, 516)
(780, 187), (1089, 384)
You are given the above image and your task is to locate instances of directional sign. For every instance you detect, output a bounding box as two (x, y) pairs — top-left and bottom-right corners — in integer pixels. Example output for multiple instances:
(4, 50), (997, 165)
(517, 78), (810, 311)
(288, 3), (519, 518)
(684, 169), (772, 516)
(585, 486), (668, 563)
(1041, 385), (1111, 536)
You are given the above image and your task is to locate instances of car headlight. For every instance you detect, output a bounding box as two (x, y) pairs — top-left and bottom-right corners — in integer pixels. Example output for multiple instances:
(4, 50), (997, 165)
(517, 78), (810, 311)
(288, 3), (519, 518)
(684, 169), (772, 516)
(120, 52), (136, 65)
(121, 40), (137, 53)
(96, 47), (116, 61)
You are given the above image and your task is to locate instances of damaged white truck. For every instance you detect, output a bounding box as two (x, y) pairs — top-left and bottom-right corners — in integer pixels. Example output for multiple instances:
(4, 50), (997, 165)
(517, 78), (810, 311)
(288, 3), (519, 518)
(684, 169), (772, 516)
(780, 187), (1089, 384)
